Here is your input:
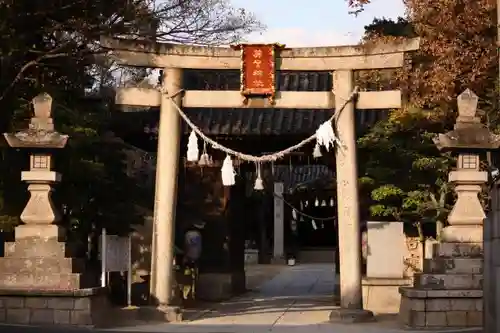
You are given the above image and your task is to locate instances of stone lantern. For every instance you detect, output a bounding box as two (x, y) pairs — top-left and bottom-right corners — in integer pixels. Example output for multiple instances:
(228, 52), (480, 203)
(398, 89), (500, 329)
(0, 93), (110, 327)
(4, 93), (67, 226)
(434, 89), (500, 242)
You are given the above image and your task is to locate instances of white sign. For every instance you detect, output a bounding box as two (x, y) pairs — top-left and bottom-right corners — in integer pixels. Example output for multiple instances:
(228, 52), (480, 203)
(100, 235), (130, 272)
(99, 229), (132, 306)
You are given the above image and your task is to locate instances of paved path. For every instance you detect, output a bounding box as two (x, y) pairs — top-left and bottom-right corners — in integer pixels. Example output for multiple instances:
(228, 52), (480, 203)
(109, 264), (481, 333)
(0, 264), (482, 333)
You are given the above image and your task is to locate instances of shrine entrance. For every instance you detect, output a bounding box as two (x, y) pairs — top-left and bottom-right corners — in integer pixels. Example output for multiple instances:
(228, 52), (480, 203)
(104, 37), (419, 321)
(271, 166), (338, 264)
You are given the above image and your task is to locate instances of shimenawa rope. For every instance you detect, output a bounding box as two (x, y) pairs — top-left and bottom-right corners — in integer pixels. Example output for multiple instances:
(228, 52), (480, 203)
(166, 87), (359, 163)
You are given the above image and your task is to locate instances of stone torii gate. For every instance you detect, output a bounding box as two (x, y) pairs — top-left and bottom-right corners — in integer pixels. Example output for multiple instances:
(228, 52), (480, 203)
(103, 37), (419, 321)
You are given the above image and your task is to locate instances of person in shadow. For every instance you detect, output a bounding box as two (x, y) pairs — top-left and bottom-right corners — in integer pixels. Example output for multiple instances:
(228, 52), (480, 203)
(179, 221), (205, 304)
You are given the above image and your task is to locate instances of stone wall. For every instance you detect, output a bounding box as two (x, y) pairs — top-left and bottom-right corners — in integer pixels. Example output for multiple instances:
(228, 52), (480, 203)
(399, 292), (483, 328)
(484, 183), (500, 332)
(0, 289), (111, 327)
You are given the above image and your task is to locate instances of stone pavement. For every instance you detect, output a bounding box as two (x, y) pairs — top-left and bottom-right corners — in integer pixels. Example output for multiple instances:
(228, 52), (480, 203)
(108, 264), (480, 333)
(0, 264), (483, 333)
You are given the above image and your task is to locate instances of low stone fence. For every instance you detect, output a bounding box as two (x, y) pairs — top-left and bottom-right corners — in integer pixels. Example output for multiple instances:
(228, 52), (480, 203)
(0, 288), (110, 327)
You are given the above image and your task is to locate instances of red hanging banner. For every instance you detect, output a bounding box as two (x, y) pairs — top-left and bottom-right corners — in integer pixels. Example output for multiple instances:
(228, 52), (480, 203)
(231, 43), (285, 104)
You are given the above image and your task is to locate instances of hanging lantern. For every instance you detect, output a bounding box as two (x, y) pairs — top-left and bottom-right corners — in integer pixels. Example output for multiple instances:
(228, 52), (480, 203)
(221, 155), (235, 186)
(254, 162), (264, 190)
(292, 209), (297, 220)
(314, 198), (319, 207)
(305, 200), (309, 207)
(330, 197), (334, 207)
(186, 130), (199, 162)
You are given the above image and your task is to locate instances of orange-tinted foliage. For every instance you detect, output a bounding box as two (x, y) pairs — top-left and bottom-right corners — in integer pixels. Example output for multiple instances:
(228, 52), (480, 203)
(405, 0), (497, 110)
(351, 0), (497, 114)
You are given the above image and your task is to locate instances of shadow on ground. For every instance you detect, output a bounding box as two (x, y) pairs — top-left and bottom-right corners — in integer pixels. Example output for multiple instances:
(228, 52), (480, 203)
(0, 321), (483, 333)
(0, 264), (482, 333)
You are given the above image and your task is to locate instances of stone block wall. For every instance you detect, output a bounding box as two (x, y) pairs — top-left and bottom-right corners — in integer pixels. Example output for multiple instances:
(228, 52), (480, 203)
(0, 289), (111, 327)
(399, 292), (483, 328)
(398, 242), (484, 329)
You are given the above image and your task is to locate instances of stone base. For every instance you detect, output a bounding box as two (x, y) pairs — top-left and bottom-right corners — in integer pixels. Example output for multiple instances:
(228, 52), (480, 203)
(0, 288), (111, 327)
(197, 271), (246, 301)
(329, 308), (374, 323)
(362, 277), (412, 314)
(137, 305), (182, 322)
(398, 241), (485, 329)
(399, 288), (483, 329)
(0, 257), (94, 289)
(0, 224), (96, 289)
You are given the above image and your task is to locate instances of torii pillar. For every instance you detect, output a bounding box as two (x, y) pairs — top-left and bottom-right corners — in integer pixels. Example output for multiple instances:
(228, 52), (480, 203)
(149, 68), (183, 321)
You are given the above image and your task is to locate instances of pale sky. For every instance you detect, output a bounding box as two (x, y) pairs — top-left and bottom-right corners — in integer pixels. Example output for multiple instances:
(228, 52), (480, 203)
(230, 0), (406, 46)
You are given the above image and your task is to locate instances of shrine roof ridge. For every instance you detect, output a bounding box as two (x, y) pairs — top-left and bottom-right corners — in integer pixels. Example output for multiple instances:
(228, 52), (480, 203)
(101, 37), (420, 59)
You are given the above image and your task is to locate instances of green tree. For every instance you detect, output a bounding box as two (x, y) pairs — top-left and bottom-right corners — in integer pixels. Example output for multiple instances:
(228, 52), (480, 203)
(354, 0), (497, 240)
(0, 0), (262, 240)
(358, 107), (454, 241)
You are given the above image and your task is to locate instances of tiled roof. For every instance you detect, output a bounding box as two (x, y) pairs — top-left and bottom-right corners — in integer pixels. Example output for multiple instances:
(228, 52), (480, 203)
(244, 164), (334, 194)
(113, 70), (388, 136)
(183, 108), (333, 136)
(182, 70), (387, 135)
(273, 164), (334, 191)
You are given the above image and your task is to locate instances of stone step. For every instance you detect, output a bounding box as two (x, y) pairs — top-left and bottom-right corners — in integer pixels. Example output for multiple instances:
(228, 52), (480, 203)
(424, 258), (483, 274)
(4, 239), (79, 258)
(400, 286), (483, 299)
(0, 272), (86, 289)
(0, 257), (86, 274)
(415, 273), (483, 290)
(432, 243), (482, 258)
(399, 294), (483, 328)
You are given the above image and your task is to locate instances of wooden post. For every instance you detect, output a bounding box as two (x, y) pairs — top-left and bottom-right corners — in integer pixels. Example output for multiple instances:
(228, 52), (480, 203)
(329, 70), (373, 322)
(152, 67), (183, 314)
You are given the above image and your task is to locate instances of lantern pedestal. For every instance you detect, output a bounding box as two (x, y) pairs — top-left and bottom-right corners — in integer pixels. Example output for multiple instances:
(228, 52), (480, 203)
(398, 89), (500, 329)
(0, 93), (111, 327)
(19, 170), (61, 225)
